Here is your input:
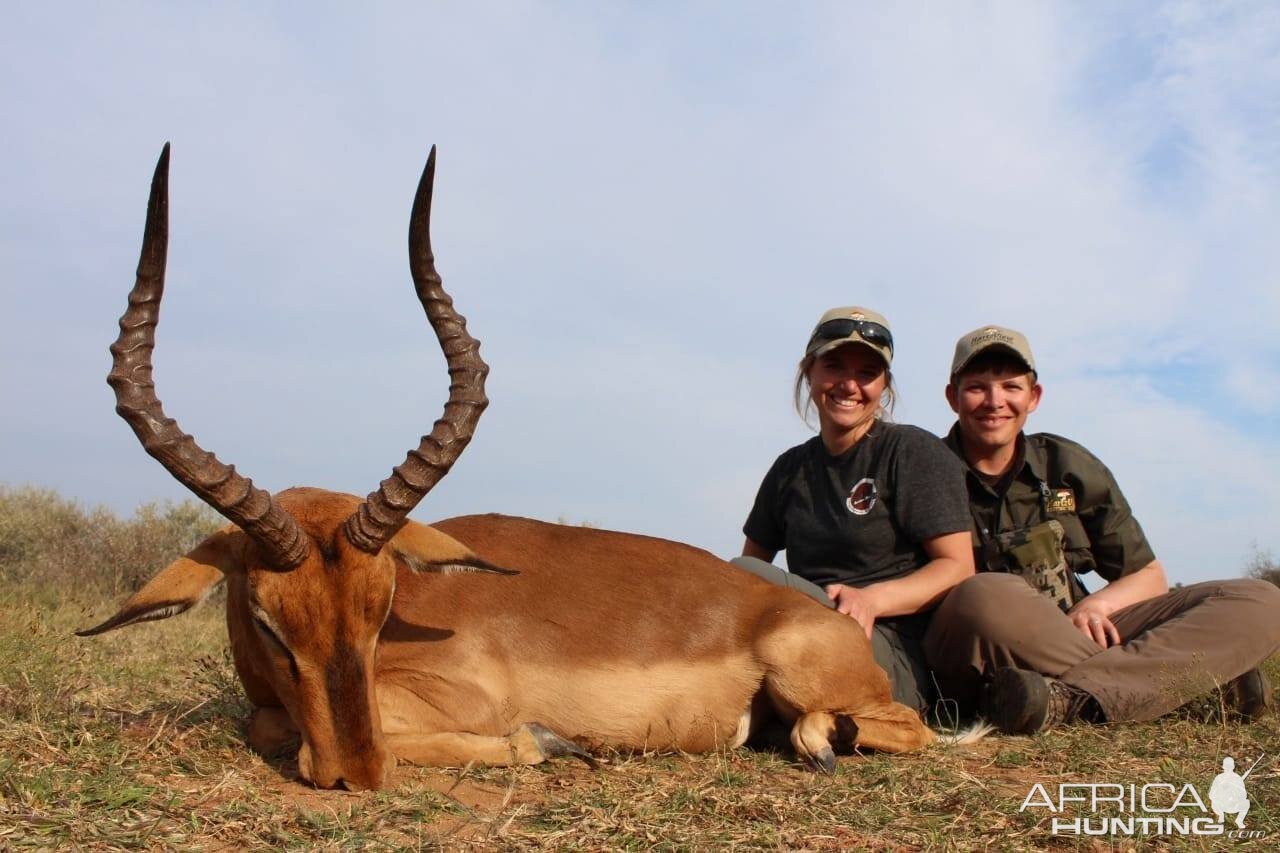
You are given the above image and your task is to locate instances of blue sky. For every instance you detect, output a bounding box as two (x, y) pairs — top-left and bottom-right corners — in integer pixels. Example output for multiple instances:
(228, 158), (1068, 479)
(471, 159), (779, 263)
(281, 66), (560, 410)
(3, 2), (1278, 586)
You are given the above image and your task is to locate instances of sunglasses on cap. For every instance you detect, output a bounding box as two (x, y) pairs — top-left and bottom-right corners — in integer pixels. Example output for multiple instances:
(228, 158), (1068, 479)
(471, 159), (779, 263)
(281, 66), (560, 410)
(810, 318), (894, 354)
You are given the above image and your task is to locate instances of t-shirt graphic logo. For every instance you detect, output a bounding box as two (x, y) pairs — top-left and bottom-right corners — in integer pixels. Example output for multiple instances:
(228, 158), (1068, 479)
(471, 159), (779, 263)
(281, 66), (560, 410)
(846, 478), (878, 515)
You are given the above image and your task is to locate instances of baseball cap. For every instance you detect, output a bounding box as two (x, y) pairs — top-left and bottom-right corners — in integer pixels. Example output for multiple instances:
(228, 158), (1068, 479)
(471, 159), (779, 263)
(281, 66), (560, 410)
(805, 307), (894, 366)
(950, 325), (1036, 379)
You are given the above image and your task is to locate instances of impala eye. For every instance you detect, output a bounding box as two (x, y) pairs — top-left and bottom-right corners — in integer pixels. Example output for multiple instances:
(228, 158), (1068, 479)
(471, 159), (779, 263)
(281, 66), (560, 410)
(252, 614), (280, 642)
(251, 612), (300, 679)
(380, 579), (396, 628)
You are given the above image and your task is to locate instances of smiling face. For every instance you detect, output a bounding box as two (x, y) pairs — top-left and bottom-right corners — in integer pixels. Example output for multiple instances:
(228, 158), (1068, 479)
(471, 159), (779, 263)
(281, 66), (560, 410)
(806, 344), (888, 453)
(946, 365), (1042, 458)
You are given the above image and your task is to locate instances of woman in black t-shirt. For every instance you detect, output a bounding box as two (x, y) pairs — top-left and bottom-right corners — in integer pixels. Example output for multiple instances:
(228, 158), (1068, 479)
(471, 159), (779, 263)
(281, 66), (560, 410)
(735, 306), (974, 713)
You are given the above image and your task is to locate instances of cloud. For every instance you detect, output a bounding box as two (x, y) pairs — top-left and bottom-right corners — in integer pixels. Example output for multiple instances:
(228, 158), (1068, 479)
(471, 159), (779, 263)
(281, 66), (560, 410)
(1047, 372), (1280, 585)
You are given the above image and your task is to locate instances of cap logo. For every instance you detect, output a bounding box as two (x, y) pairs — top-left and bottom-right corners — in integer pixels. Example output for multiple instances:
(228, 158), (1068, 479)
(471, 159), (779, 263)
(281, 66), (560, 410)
(969, 329), (1015, 347)
(849, 313), (866, 321)
(845, 477), (878, 515)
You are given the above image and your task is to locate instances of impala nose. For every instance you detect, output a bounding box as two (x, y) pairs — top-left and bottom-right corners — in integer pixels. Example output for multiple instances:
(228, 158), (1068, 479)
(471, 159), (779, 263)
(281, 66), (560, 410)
(297, 739), (394, 790)
(333, 765), (391, 792)
(336, 755), (394, 791)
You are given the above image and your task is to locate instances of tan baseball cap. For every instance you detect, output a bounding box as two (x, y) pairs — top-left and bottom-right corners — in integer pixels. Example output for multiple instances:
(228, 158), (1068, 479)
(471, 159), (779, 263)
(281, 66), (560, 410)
(805, 306), (894, 365)
(950, 325), (1036, 379)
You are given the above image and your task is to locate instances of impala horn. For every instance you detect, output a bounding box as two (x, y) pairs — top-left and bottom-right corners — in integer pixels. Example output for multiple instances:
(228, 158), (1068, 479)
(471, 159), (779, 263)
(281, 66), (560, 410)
(343, 147), (490, 554)
(109, 144), (309, 570)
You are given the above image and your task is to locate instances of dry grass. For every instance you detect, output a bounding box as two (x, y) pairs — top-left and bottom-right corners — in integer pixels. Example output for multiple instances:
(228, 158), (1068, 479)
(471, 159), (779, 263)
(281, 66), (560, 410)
(1, 488), (1277, 849)
(2, 586), (1276, 850)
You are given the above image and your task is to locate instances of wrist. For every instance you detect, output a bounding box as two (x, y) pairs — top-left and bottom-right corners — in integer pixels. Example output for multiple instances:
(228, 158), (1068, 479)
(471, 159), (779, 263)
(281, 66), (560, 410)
(859, 583), (886, 617)
(1076, 595), (1116, 618)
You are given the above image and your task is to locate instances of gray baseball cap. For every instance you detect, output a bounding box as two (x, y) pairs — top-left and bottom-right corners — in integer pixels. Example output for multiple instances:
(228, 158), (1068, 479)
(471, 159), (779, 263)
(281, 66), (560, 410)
(950, 325), (1036, 379)
(805, 306), (894, 365)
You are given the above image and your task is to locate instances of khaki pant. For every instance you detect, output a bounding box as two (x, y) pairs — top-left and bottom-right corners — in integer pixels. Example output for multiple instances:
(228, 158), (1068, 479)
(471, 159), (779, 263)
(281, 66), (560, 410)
(731, 557), (934, 714)
(924, 573), (1280, 722)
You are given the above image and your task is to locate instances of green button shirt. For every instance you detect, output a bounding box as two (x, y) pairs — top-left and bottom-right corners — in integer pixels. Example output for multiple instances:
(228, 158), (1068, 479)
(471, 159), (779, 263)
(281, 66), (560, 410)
(944, 425), (1156, 586)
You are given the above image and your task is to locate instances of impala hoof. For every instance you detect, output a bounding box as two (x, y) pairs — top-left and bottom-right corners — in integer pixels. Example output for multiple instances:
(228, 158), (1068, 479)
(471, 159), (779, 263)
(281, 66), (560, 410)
(526, 723), (599, 769)
(810, 746), (837, 775)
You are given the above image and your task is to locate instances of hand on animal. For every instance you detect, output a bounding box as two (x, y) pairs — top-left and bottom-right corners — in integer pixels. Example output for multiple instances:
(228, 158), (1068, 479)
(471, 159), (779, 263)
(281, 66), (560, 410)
(1067, 599), (1121, 648)
(824, 583), (877, 639)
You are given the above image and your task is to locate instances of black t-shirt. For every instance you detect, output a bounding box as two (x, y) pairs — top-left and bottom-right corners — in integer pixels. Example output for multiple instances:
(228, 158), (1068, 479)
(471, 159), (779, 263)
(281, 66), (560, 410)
(743, 422), (971, 590)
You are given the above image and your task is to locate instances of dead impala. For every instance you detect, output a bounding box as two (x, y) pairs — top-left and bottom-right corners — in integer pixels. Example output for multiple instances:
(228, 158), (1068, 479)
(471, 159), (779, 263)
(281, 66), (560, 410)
(82, 145), (965, 790)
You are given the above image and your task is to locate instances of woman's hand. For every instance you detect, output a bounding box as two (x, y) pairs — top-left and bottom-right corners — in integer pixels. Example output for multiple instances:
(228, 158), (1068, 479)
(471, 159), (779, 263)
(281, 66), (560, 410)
(1066, 598), (1121, 648)
(824, 583), (879, 639)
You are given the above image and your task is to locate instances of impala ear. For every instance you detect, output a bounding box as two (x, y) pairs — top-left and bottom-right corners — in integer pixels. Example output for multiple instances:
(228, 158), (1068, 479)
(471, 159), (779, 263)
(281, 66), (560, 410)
(388, 520), (518, 577)
(77, 525), (248, 636)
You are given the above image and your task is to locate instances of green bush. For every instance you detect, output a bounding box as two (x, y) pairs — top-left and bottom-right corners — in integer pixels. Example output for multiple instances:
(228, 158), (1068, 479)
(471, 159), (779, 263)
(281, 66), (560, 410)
(0, 484), (221, 595)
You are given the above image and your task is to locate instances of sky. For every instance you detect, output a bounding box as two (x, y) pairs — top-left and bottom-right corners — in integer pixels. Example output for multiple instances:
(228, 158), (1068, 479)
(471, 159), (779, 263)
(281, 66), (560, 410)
(3, 2), (1278, 587)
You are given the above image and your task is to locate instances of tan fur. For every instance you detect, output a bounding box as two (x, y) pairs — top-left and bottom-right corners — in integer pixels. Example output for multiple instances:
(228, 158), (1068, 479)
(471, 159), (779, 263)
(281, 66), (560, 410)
(85, 487), (936, 789)
(248, 706), (298, 755)
(386, 727), (560, 767)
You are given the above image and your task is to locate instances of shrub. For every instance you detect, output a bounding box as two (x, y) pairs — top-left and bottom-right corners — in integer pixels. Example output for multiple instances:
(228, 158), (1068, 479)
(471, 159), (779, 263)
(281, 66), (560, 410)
(0, 484), (221, 595)
(1245, 545), (1280, 588)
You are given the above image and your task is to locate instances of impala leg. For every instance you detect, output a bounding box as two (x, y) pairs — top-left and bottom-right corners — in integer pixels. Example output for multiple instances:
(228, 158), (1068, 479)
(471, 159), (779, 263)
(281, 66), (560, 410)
(790, 711), (859, 773)
(757, 606), (936, 766)
(789, 704), (933, 771)
(386, 723), (597, 769)
(845, 702), (935, 752)
(248, 705), (299, 756)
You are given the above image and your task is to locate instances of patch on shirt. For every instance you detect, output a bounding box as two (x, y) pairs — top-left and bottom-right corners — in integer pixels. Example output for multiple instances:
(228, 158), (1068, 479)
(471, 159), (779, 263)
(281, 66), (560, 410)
(1046, 488), (1076, 513)
(845, 478), (878, 515)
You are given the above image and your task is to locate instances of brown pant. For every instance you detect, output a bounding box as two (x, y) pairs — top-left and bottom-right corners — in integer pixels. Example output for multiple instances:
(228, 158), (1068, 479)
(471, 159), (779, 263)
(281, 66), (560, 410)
(923, 573), (1280, 722)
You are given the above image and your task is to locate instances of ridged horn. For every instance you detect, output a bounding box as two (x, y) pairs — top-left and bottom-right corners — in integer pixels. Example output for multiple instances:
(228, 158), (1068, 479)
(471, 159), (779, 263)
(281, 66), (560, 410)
(344, 147), (489, 553)
(108, 144), (310, 570)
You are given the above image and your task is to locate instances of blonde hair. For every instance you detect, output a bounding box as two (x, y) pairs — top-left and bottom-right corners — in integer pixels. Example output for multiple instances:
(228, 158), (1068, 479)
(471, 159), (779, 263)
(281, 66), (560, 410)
(792, 352), (897, 431)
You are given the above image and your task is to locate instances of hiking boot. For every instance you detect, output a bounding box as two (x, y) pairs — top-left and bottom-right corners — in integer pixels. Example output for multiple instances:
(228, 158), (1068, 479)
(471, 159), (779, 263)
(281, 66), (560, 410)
(981, 667), (1100, 734)
(1223, 667), (1273, 721)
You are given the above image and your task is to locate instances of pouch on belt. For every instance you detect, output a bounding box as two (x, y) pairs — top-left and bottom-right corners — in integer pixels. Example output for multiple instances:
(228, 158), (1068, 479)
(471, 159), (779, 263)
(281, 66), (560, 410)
(982, 519), (1075, 613)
